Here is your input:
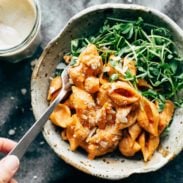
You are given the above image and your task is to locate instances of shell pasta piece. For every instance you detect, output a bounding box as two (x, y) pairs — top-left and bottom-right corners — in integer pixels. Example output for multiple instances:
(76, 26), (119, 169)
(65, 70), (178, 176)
(82, 124), (121, 159)
(84, 76), (100, 93)
(72, 86), (95, 110)
(47, 76), (62, 101)
(138, 132), (160, 161)
(108, 81), (140, 106)
(116, 104), (139, 129)
(119, 130), (141, 157)
(96, 83), (112, 106)
(49, 104), (72, 128)
(68, 64), (85, 88)
(78, 44), (103, 76)
(137, 97), (159, 136)
(158, 100), (174, 134)
(66, 114), (90, 151)
(128, 123), (142, 141)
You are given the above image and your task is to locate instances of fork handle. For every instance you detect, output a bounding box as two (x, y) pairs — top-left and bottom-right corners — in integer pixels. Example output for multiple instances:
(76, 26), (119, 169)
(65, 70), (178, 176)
(8, 89), (68, 160)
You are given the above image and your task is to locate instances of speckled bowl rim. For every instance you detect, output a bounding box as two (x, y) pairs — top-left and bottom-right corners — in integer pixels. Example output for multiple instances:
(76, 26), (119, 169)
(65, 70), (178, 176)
(31, 3), (183, 180)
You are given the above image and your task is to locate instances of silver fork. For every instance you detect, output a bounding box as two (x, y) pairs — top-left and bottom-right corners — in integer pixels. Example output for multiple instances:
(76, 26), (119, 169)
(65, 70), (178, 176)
(8, 65), (71, 160)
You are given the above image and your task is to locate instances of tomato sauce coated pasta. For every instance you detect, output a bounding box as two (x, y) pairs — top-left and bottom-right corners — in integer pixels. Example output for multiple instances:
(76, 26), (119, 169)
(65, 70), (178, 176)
(48, 44), (175, 161)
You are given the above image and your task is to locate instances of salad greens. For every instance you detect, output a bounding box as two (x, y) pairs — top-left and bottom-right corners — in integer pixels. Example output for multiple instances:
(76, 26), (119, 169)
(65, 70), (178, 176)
(68, 17), (183, 110)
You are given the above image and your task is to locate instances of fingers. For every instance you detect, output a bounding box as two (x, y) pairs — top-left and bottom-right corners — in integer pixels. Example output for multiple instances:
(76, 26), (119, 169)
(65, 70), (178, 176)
(9, 179), (18, 183)
(0, 139), (19, 183)
(0, 155), (19, 183)
(0, 138), (17, 154)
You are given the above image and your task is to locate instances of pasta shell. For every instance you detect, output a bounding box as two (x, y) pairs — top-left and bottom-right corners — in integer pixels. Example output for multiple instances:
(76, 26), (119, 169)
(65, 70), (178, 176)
(128, 123), (142, 141)
(158, 100), (174, 134)
(99, 63), (117, 84)
(72, 86), (95, 110)
(78, 44), (103, 76)
(47, 76), (62, 100)
(69, 63), (85, 88)
(137, 79), (152, 89)
(84, 76), (100, 93)
(116, 106), (137, 129)
(83, 124), (121, 159)
(137, 97), (159, 136)
(108, 81), (140, 106)
(49, 104), (71, 128)
(96, 83), (112, 106)
(138, 132), (160, 161)
(66, 114), (90, 151)
(119, 130), (141, 157)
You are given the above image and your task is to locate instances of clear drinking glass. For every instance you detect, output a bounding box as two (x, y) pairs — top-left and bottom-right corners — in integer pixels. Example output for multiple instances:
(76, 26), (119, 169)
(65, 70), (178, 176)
(0, 0), (42, 63)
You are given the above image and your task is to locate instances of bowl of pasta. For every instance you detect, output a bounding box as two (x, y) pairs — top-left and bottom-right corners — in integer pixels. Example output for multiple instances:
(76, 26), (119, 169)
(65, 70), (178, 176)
(31, 3), (183, 180)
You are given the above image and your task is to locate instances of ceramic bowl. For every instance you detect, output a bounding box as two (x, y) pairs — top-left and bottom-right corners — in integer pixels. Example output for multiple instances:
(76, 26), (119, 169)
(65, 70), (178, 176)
(31, 4), (183, 180)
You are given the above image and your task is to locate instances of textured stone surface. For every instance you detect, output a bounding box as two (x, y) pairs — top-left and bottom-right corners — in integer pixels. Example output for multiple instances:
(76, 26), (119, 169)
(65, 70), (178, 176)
(0, 0), (182, 182)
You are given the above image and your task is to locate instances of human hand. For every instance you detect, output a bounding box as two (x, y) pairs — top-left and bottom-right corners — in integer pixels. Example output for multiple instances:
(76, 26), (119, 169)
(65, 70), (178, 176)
(0, 138), (20, 183)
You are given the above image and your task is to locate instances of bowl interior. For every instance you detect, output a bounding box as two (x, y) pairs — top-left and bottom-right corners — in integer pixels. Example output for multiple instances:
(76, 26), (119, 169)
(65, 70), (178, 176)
(31, 4), (183, 180)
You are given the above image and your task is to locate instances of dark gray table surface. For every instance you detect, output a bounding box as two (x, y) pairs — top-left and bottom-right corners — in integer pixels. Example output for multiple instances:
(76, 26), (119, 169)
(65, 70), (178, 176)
(0, 0), (183, 182)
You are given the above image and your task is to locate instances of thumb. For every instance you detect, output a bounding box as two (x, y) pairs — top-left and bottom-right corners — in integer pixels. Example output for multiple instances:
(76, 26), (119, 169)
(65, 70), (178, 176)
(0, 155), (19, 183)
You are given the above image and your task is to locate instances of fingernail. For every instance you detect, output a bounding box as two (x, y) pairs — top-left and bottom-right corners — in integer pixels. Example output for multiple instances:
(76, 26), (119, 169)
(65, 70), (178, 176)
(3, 155), (20, 173)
